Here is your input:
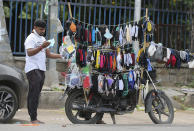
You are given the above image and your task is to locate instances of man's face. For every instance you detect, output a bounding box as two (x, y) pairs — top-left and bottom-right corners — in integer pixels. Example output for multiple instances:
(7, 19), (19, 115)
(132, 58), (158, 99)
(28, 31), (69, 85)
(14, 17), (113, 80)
(34, 26), (46, 36)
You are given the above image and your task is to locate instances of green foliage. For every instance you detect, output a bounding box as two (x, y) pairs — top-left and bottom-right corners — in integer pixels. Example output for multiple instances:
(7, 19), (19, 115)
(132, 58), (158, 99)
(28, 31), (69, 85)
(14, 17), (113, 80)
(3, 1), (47, 20)
(176, 0), (194, 8)
(187, 81), (194, 88)
(3, 6), (9, 17)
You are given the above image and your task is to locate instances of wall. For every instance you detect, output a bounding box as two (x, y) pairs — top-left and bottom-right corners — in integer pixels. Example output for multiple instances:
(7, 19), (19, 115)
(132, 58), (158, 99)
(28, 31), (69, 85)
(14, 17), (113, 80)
(13, 57), (194, 87)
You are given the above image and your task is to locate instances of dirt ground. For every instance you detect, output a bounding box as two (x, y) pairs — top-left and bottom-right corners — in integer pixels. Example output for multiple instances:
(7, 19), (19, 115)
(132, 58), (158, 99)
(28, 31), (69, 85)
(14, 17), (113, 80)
(9, 109), (194, 125)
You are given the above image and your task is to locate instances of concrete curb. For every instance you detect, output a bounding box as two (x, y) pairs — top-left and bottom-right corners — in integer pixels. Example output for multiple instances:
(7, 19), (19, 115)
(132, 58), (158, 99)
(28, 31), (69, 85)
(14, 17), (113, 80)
(22, 88), (194, 109)
(23, 91), (66, 109)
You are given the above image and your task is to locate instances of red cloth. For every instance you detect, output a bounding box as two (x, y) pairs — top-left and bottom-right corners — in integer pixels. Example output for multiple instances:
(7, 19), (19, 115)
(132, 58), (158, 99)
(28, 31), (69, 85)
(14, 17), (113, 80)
(167, 54), (176, 67)
(78, 49), (82, 61)
(131, 53), (135, 66)
(100, 54), (103, 68)
(83, 76), (90, 89)
(103, 55), (106, 68)
(106, 55), (108, 68)
(85, 29), (88, 41)
(110, 55), (113, 69)
(88, 30), (92, 43)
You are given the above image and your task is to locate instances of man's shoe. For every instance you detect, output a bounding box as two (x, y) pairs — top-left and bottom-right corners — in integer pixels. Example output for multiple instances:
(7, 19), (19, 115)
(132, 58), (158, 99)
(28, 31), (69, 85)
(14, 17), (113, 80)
(31, 120), (45, 124)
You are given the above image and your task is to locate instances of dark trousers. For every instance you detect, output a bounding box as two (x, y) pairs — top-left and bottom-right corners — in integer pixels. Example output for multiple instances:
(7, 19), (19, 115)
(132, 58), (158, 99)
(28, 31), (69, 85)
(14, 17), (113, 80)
(26, 69), (45, 121)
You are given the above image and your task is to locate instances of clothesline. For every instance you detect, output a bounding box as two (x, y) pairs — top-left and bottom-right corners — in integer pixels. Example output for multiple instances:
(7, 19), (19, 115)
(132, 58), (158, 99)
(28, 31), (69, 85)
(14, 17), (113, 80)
(92, 68), (140, 75)
(149, 42), (192, 54)
(67, 2), (147, 27)
(71, 16), (146, 27)
(89, 46), (134, 51)
(75, 38), (192, 56)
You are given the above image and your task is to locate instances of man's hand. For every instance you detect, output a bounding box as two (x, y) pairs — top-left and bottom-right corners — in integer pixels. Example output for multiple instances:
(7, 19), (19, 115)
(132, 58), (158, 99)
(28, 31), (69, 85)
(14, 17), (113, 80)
(46, 49), (62, 59)
(41, 41), (50, 48)
(27, 41), (50, 56)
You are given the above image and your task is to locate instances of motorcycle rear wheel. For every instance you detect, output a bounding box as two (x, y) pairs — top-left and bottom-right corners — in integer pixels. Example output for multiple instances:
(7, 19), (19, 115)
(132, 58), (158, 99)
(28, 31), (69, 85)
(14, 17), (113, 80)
(148, 91), (174, 124)
(65, 90), (103, 124)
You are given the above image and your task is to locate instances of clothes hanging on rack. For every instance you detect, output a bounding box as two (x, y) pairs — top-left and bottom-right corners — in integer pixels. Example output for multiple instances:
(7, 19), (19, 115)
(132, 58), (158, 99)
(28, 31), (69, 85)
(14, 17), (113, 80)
(146, 41), (194, 68)
(89, 47), (135, 73)
(92, 70), (138, 96)
(70, 20), (145, 48)
(76, 45), (87, 67)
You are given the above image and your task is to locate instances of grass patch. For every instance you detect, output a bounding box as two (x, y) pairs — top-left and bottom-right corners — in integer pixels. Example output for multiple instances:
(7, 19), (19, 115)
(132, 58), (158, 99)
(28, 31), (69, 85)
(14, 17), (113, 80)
(51, 87), (64, 91)
(174, 80), (194, 88)
(185, 107), (194, 111)
(186, 81), (194, 88)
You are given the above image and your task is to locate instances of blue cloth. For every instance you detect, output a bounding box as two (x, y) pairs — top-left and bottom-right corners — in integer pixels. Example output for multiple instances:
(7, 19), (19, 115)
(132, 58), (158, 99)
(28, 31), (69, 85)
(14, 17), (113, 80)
(147, 59), (153, 71)
(92, 27), (95, 43)
(128, 70), (135, 90)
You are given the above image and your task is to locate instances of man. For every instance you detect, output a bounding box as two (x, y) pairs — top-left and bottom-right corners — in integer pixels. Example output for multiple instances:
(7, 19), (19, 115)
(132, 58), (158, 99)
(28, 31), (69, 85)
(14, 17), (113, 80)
(24, 19), (61, 124)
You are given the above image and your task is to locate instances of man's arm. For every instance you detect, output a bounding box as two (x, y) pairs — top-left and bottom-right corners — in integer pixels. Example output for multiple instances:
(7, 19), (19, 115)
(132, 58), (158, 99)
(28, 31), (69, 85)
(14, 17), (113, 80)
(46, 49), (62, 59)
(27, 41), (50, 56)
(27, 46), (43, 56)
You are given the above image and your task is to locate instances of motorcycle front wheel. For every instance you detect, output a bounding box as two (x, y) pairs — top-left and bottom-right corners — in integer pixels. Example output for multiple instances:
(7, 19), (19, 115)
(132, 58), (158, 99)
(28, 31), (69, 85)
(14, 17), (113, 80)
(148, 91), (174, 124)
(65, 89), (103, 124)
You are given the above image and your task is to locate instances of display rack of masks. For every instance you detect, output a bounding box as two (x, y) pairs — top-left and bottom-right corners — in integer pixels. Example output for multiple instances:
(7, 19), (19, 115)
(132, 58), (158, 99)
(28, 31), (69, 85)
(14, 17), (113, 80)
(59, 18), (194, 96)
(59, 19), (145, 96)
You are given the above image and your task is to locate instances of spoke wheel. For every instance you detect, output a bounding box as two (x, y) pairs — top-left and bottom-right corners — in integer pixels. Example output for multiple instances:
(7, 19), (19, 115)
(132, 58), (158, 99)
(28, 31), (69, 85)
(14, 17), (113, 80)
(0, 86), (18, 123)
(148, 91), (174, 124)
(65, 90), (103, 124)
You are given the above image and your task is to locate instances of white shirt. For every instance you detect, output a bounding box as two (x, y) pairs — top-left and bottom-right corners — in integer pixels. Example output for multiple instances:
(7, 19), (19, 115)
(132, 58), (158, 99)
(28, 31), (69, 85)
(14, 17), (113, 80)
(116, 52), (122, 71)
(24, 30), (46, 73)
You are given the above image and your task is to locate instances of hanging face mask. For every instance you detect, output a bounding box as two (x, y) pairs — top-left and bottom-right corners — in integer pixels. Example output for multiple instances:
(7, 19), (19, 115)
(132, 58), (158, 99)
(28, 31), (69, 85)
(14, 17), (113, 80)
(128, 70), (135, 90)
(143, 19), (155, 35)
(107, 76), (114, 88)
(96, 27), (102, 47)
(98, 75), (105, 93)
(147, 21), (152, 32)
(83, 75), (92, 89)
(81, 65), (92, 89)
(119, 27), (124, 46)
(47, 38), (55, 48)
(70, 21), (76, 32)
(104, 28), (113, 39)
(119, 79), (124, 90)
(70, 73), (81, 88)
(92, 27), (96, 44)
(148, 42), (156, 57)
(152, 43), (163, 62)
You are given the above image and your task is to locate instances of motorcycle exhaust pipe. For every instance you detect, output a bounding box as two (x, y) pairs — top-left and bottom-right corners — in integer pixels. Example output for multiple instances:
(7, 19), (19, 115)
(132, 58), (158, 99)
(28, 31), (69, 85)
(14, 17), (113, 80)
(72, 103), (116, 113)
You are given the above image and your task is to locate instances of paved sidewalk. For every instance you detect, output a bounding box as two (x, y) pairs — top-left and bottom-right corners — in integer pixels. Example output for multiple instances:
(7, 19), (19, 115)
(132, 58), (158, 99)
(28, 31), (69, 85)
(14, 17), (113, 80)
(9, 109), (194, 125)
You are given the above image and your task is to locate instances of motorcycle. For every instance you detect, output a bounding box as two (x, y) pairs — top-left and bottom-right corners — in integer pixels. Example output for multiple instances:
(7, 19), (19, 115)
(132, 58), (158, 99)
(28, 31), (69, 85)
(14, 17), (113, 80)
(61, 68), (174, 124)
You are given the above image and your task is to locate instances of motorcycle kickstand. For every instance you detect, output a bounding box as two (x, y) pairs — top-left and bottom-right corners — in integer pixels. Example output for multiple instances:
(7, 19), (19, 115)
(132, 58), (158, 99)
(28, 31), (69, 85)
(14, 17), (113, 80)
(110, 113), (116, 124)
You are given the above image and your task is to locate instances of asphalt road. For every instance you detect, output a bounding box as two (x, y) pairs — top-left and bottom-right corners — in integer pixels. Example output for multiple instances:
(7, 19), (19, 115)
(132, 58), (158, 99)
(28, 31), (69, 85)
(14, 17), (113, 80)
(0, 109), (194, 131)
(1, 124), (194, 131)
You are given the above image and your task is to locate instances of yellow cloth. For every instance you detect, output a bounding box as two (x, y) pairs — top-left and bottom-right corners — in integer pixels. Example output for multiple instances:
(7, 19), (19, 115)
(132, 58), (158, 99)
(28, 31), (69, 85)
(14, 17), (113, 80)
(147, 21), (152, 32)
(95, 50), (100, 69)
(126, 25), (130, 42)
(137, 48), (144, 63)
(113, 54), (116, 70)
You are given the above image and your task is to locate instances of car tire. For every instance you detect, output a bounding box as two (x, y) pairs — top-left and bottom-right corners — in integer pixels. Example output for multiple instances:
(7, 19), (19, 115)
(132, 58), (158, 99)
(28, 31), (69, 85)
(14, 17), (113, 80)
(0, 85), (18, 123)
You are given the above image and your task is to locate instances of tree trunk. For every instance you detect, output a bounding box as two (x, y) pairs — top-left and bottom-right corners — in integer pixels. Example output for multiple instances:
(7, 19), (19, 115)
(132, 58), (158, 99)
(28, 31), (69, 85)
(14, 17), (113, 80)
(0, 1), (14, 65)
(191, 2), (194, 53)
